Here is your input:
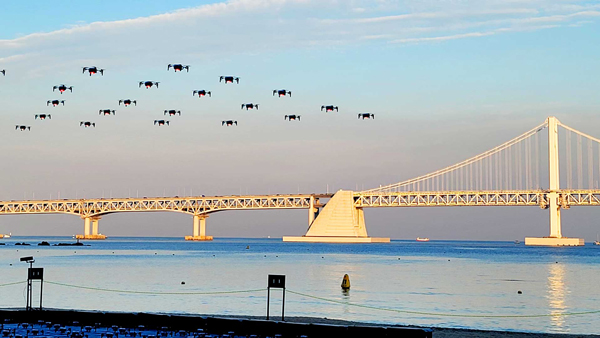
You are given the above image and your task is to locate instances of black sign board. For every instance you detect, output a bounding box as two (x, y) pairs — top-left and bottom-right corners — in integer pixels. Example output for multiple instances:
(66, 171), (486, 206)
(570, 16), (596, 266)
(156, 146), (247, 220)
(28, 268), (44, 280)
(268, 274), (285, 288)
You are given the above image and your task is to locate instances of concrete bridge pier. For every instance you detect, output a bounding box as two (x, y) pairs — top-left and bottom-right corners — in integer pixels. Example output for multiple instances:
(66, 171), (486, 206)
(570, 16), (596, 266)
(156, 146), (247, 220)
(185, 214), (213, 241)
(76, 216), (107, 240)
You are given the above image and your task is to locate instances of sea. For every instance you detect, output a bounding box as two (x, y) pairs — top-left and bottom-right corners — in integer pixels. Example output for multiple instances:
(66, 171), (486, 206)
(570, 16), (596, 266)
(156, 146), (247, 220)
(0, 237), (599, 335)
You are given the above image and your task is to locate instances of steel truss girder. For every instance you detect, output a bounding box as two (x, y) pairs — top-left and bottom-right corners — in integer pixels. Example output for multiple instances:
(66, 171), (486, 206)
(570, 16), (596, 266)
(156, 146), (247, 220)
(0, 195), (313, 217)
(354, 190), (548, 207)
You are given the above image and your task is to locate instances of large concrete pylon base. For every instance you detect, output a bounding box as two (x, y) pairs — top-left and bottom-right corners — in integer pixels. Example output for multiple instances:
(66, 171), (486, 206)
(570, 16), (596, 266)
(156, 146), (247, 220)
(75, 235), (107, 240)
(185, 236), (214, 241)
(283, 236), (389, 243)
(525, 237), (584, 246)
(283, 190), (389, 243)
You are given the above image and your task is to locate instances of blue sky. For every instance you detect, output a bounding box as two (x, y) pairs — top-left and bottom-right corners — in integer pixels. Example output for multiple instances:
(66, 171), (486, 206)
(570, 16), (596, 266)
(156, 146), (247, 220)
(1, 0), (600, 240)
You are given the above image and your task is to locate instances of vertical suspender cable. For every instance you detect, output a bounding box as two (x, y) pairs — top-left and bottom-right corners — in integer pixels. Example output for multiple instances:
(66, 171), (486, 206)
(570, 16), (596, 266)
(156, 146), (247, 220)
(505, 149), (509, 190)
(499, 150), (503, 190)
(567, 131), (572, 189)
(517, 142), (523, 190)
(535, 132), (540, 189)
(469, 163), (473, 190)
(479, 159), (483, 190)
(577, 134), (583, 189)
(495, 152), (499, 190)
(508, 146), (512, 189)
(588, 138), (593, 189)
(488, 156), (492, 190)
(525, 137), (531, 190)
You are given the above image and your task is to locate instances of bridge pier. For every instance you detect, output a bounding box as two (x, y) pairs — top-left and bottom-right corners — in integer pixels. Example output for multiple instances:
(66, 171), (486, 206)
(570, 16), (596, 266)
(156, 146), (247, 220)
(76, 216), (107, 240)
(185, 214), (213, 241)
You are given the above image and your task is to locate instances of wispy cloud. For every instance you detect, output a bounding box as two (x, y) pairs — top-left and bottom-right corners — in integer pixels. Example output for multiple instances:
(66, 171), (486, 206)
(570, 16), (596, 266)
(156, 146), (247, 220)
(0, 0), (598, 70)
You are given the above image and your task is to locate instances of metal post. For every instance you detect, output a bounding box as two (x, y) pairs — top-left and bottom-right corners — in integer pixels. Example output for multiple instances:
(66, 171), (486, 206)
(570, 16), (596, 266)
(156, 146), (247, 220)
(266, 288), (270, 320)
(282, 287), (285, 321)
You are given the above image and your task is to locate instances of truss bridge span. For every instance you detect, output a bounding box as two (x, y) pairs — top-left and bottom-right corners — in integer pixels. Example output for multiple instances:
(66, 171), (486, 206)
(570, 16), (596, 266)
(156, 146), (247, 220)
(0, 194), (331, 241)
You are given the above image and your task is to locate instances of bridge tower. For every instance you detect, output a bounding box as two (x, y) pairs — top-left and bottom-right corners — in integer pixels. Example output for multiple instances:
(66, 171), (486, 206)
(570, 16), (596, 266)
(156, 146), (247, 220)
(283, 190), (389, 243)
(525, 117), (584, 246)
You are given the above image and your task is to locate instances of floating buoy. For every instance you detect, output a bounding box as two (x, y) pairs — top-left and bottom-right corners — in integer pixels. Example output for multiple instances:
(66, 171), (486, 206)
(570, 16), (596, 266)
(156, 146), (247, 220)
(517, 290), (522, 294)
(181, 281), (185, 285)
(341, 274), (351, 290)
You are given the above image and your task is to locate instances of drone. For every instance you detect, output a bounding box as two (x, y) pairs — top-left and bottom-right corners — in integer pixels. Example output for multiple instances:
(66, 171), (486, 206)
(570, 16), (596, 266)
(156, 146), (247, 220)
(241, 103), (258, 110)
(47, 100), (65, 106)
(82, 66), (104, 76)
(53, 85), (73, 93)
(273, 89), (291, 97)
(1, 70), (5, 76)
(80, 121), (96, 127)
(358, 113), (375, 119)
(15, 125), (31, 131)
(35, 114), (51, 120)
(119, 99), (136, 106)
(167, 64), (190, 72)
(99, 109), (115, 116)
(284, 115), (300, 121)
(164, 110), (181, 116)
(222, 120), (237, 126)
(220, 76), (239, 84)
(193, 90), (211, 97)
(321, 105), (338, 112)
(154, 120), (170, 126)
(139, 81), (159, 88)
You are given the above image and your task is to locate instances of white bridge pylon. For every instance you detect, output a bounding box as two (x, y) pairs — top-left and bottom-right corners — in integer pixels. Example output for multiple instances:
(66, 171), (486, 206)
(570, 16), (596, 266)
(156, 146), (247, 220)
(356, 116), (600, 246)
(1, 117), (599, 244)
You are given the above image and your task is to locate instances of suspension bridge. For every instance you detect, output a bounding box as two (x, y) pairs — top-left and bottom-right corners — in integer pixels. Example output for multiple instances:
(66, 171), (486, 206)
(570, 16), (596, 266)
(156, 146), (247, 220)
(1, 116), (599, 245)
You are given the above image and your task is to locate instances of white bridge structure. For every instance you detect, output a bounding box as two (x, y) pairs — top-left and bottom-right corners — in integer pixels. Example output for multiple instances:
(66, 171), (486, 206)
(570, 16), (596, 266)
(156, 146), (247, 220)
(1, 117), (600, 245)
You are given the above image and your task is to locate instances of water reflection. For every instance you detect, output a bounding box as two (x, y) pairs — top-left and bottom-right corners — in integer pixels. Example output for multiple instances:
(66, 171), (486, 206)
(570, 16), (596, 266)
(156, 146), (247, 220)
(546, 262), (568, 329)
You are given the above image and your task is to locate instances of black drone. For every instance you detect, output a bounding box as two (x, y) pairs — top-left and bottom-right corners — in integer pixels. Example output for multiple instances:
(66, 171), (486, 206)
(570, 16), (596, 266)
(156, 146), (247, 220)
(193, 90), (211, 97)
(154, 120), (170, 126)
(164, 110), (181, 116)
(321, 105), (338, 112)
(285, 115), (300, 121)
(358, 113), (375, 119)
(99, 109), (115, 116)
(1, 70), (5, 76)
(15, 125), (31, 131)
(80, 121), (96, 127)
(220, 76), (239, 84)
(119, 99), (136, 106)
(47, 100), (65, 106)
(168, 64), (190, 72)
(273, 89), (291, 97)
(83, 67), (104, 76)
(222, 120), (237, 126)
(53, 85), (73, 93)
(139, 81), (159, 88)
(241, 103), (258, 110)
(35, 114), (51, 120)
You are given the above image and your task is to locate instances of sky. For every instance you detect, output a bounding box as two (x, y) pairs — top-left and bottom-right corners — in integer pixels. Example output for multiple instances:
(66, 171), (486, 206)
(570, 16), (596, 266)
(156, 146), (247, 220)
(0, 0), (600, 240)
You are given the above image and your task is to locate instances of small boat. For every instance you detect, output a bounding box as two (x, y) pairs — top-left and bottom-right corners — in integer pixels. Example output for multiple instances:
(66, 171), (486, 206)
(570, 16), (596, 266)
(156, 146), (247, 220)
(594, 234), (599, 246)
(0, 233), (11, 239)
(416, 237), (430, 242)
(514, 240), (520, 244)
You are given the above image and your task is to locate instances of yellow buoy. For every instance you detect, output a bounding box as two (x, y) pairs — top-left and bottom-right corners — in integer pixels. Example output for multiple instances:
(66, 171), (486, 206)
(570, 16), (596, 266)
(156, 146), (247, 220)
(341, 274), (351, 290)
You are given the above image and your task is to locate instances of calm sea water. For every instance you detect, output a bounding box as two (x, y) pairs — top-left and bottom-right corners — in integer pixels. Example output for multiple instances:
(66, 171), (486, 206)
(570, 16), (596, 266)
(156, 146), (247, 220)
(0, 237), (599, 335)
